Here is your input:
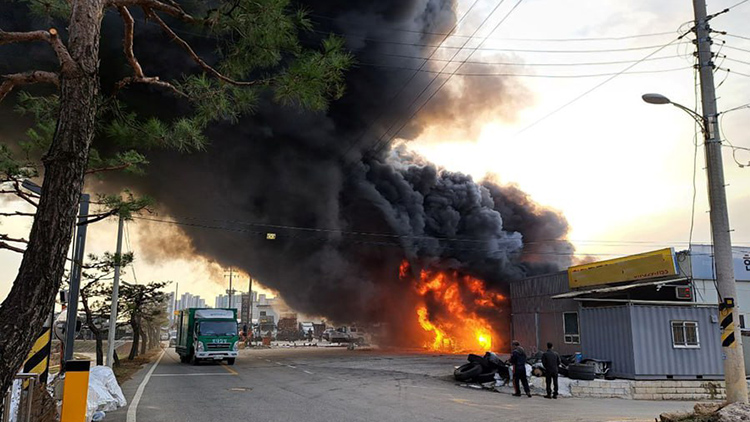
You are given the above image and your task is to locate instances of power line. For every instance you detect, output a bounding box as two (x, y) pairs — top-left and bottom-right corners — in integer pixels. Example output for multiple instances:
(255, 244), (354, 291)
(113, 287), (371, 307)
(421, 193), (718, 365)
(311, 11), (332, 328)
(368, 0), (527, 157)
(507, 36), (685, 140)
(311, 29), (689, 53)
(373, 51), (684, 67)
(129, 214), (750, 247)
(130, 215), (749, 256)
(309, 13), (676, 42)
(358, 62), (690, 78)
(335, 0), (485, 165)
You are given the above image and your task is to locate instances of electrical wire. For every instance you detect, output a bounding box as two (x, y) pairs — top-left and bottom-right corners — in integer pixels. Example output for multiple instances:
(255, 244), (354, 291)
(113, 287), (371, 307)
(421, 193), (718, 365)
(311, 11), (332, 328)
(507, 35), (686, 140)
(308, 13), (676, 42)
(372, 51), (684, 67)
(335, 0), (485, 165)
(308, 28), (688, 53)
(368, 0), (527, 157)
(128, 214), (750, 248)
(358, 62), (690, 78)
(131, 214), (738, 258)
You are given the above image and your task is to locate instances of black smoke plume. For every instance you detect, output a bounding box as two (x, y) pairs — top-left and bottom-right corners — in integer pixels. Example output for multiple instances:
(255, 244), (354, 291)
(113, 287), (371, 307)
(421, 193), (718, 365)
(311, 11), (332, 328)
(1, 0), (574, 344)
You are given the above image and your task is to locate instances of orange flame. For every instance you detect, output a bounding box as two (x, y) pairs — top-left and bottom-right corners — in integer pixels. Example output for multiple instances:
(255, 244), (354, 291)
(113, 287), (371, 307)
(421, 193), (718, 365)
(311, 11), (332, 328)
(405, 261), (504, 353)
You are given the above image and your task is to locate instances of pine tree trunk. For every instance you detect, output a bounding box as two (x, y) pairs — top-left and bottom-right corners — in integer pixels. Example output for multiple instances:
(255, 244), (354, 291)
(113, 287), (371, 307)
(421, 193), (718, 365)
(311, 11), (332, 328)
(128, 317), (139, 360)
(81, 290), (104, 366)
(139, 326), (147, 355)
(0, 0), (104, 400)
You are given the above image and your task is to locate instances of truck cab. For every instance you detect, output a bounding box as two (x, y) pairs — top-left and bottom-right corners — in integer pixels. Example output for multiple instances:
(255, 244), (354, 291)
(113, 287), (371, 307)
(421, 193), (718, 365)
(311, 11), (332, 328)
(176, 308), (239, 365)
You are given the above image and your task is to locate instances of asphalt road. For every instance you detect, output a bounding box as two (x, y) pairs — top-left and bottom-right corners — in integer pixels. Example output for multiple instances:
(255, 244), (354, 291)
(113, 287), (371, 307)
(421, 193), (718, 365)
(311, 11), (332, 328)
(107, 347), (692, 422)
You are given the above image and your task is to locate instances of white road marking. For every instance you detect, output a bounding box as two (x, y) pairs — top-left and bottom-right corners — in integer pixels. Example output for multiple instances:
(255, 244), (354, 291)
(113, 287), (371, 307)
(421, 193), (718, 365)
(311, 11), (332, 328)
(287, 365), (297, 368)
(127, 349), (165, 422)
(303, 370), (314, 375)
(151, 373), (234, 377)
(275, 362), (284, 365)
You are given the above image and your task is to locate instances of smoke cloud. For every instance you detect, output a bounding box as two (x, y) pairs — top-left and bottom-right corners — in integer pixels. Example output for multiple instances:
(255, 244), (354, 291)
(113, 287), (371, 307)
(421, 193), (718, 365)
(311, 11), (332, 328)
(1, 0), (574, 343)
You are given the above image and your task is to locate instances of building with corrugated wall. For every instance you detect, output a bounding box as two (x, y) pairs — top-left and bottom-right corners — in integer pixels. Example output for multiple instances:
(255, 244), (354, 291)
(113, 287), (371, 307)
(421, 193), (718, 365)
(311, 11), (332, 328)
(581, 304), (722, 379)
(511, 247), (728, 380)
(510, 271), (581, 355)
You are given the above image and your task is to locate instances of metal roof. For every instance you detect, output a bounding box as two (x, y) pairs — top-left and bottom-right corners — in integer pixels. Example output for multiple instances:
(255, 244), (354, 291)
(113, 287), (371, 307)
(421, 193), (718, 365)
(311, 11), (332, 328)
(550, 277), (688, 299)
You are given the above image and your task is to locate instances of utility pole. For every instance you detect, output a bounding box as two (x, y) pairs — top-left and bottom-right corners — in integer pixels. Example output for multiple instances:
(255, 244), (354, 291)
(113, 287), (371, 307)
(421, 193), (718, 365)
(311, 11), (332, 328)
(226, 267), (234, 309)
(693, 0), (747, 403)
(106, 214), (124, 367)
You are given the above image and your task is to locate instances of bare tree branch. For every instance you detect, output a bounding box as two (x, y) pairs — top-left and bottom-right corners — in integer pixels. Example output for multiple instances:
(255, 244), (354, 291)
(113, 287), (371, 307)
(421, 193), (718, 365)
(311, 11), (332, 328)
(0, 211), (36, 217)
(0, 234), (29, 244)
(0, 71), (59, 102)
(0, 28), (76, 75)
(145, 9), (261, 87)
(105, 0), (197, 23)
(113, 76), (187, 97)
(111, 7), (187, 97)
(0, 242), (25, 254)
(85, 163), (134, 175)
(77, 210), (118, 226)
(118, 6), (144, 78)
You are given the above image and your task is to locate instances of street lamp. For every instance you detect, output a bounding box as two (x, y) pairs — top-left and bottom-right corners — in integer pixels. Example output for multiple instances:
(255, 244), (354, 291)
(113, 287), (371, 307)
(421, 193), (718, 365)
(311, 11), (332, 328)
(641, 93), (705, 130)
(643, 91), (747, 402)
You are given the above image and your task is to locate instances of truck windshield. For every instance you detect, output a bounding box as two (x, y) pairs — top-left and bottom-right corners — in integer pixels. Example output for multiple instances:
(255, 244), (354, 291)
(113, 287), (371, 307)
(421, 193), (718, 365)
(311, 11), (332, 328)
(198, 321), (237, 336)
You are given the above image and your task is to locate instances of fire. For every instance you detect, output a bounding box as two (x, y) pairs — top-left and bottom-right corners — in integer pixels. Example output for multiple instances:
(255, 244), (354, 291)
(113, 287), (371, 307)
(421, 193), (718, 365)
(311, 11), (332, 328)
(403, 261), (505, 353)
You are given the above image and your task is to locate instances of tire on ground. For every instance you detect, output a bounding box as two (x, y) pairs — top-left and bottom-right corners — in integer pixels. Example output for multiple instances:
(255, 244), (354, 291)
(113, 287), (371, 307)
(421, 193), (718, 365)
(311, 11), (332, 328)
(471, 370), (498, 383)
(454, 362), (483, 381)
(567, 363), (596, 380)
(226, 358), (235, 365)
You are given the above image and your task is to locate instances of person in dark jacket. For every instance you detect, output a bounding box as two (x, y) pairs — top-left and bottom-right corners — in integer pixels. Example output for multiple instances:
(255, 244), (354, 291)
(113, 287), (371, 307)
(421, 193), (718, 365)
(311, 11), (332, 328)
(542, 342), (561, 399)
(509, 341), (531, 397)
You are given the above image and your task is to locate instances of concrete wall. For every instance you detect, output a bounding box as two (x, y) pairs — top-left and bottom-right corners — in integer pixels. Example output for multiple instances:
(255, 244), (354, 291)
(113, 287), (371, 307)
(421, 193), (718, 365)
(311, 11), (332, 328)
(510, 272), (581, 355)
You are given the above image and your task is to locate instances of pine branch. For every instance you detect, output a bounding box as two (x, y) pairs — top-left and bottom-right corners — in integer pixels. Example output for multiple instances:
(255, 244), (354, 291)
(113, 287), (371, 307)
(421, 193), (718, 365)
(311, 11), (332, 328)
(113, 76), (187, 97)
(85, 162), (134, 175)
(118, 6), (144, 78)
(105, 0), (197, 23)
(0, 71), (59, 102)
(0, 242), (25, 254)
(0, 28), (76, 75)
(0, 211), (36, 217)
(145, 9), (261, 87)
(0, 234), (29, 244)
(112, 6), (187, 97)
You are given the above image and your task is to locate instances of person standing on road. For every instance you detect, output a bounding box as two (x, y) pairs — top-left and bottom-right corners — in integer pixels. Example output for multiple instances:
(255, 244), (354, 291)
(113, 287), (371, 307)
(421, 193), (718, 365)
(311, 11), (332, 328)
(509, 341), (531, 397)
(542, 342), (561, 399)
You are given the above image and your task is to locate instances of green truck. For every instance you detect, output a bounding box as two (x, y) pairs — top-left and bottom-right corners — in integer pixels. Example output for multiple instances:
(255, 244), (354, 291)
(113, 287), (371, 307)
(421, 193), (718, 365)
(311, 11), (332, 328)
(176, 308), (239, 365)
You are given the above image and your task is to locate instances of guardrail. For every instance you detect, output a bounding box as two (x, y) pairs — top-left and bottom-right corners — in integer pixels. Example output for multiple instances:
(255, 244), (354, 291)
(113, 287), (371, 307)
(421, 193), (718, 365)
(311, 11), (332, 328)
(1, 373), (40, 422)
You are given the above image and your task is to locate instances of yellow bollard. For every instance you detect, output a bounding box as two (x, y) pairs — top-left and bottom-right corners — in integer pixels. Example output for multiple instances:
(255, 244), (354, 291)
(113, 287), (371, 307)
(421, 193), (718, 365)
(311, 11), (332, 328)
(60, 361), (90, 422)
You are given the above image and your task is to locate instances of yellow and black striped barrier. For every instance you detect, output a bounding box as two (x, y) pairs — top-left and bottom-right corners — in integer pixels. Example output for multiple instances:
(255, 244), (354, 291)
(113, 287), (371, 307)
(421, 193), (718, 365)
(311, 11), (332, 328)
(720, 303), (737, 348)
(60, 360), (90, 422)
(22, 325), (53, 385)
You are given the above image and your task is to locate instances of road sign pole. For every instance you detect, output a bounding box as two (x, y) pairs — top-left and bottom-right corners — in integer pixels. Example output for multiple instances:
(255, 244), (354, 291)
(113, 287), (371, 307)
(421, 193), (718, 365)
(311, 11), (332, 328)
(63, 194), (90, 368)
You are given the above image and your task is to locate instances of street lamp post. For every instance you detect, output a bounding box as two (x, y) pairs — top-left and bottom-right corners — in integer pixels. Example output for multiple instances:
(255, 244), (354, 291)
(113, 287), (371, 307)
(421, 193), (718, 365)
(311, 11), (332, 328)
(643, 90), (747, 402)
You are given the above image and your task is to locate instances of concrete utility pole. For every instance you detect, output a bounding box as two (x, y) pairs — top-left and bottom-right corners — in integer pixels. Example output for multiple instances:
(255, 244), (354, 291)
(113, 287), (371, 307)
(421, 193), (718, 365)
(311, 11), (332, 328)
(106, 214), (124, 367)
(692, 0), (747, 403)
(227, 267), (234, 308)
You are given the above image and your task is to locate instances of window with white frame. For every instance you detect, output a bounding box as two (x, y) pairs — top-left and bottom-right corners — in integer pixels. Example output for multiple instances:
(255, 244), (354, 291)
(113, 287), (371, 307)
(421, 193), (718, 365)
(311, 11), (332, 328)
(563, 312), (580, 344)
(671, 320), (700, 348)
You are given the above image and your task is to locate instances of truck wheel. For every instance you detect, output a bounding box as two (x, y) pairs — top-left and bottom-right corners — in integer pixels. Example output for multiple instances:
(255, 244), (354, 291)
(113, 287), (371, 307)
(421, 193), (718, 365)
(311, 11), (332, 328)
(179, 354), (187, 363)
(190, 353), (199, 366)
(226, 358), (235, 365)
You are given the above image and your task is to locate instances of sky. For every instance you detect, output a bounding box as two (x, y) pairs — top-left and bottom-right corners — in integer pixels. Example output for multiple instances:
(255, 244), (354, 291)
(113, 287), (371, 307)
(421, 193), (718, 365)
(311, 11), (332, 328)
(1, 0), (750, 304)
